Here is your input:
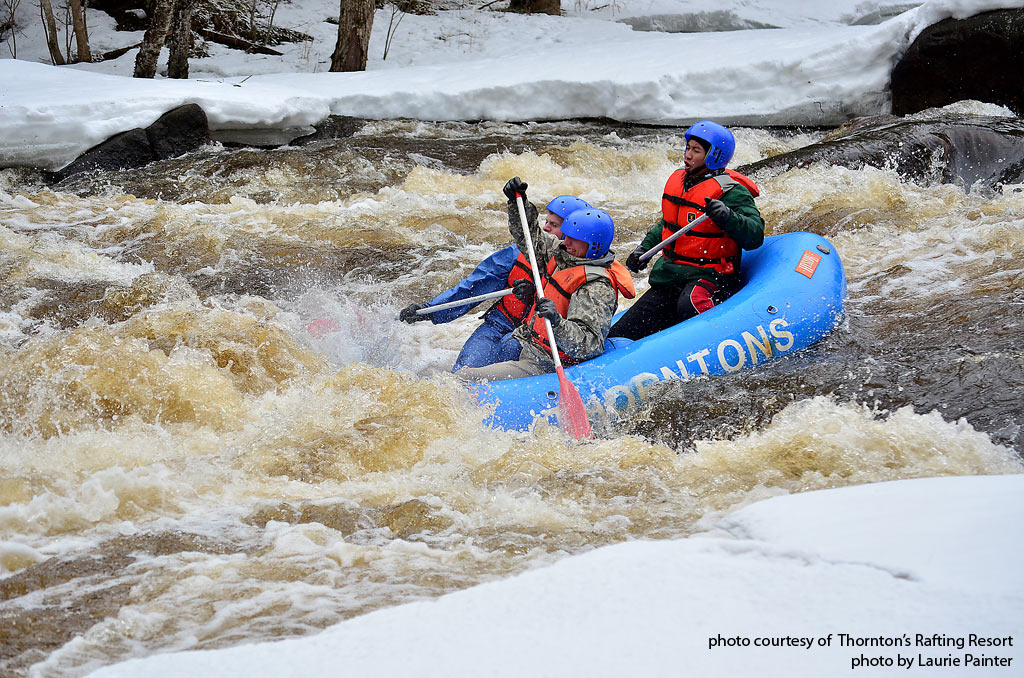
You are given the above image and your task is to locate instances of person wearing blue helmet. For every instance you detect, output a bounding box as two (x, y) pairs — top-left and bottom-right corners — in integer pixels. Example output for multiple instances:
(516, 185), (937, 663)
(610, 120), (764, 341)
(399, 192), (591, 372)
(455, 177), (636, 382)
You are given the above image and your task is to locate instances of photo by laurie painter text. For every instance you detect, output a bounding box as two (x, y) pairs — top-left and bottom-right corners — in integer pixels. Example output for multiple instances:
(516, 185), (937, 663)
(708, 632), (1015, 670)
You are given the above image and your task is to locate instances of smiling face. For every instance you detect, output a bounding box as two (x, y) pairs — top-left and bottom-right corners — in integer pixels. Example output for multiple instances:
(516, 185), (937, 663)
(543, 212), (564, 238)
(562, 235), (590, 258)
(684, 138), (708, 174)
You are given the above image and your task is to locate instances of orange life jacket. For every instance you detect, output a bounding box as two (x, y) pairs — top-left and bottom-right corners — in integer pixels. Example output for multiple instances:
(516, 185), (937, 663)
(660, 168), (760, 275)
(526, 259), (636, 365)
(492, 252), (535, 325)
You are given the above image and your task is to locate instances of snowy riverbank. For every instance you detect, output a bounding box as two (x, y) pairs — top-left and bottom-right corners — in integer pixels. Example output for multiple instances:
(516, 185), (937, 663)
(84, 474), (1024, 678)
(2, 0), (1021, 170)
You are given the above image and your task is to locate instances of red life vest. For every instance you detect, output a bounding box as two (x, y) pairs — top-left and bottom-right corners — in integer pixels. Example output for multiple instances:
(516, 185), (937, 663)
(660, 169), (760, 275)
(526, 259), (636, 365)
(492, 252), (535, 325)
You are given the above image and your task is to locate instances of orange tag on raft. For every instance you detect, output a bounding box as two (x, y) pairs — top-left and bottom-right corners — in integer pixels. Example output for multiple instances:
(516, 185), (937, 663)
(795, 250), (821, 278)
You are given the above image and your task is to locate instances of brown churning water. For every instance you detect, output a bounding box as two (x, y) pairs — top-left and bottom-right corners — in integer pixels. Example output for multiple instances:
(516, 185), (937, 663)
(1, 119), (1022, 677)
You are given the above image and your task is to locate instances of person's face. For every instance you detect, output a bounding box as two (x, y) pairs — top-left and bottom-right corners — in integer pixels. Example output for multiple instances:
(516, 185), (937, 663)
(563, 235), (590, 258)
(684, 138), (708, 173)
(543, 212), (564, 238)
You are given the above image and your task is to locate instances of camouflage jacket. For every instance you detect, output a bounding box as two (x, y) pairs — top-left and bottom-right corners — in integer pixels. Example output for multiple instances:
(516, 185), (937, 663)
(507, 200), (619, 367)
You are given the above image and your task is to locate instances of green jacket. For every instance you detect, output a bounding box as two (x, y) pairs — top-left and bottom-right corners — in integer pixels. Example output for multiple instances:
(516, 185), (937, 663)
(639, 176), (764, 290)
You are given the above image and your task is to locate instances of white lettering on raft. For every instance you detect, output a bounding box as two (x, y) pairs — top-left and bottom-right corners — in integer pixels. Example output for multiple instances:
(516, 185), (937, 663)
(590, 319), (797, 418)
(770, 317), (794, 351)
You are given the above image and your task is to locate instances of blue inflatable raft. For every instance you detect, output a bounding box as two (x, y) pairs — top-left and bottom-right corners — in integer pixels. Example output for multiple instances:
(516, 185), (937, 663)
(474, 231), (846, 431)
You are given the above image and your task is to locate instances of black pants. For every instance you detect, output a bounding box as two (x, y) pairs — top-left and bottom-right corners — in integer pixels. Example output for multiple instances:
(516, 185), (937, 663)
(608, 278), (731, 341)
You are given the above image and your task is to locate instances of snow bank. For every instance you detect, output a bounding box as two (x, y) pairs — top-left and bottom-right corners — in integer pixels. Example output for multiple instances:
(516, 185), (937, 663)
(86, 474), (1024, 678)
(1, 0), (1020, 171)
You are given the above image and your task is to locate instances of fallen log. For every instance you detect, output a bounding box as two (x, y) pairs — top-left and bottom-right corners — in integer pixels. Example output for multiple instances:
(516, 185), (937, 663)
(196, 28), (283, 55)
(102, 41), (142, 61)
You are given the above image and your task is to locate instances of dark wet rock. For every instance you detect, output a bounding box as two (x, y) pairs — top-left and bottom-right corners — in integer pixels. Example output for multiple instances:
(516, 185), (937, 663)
(211, 126), (314, 148)
(289, 115), (369, 146)
(145, 103), (211, 160)
(740, 113), (1024, 190)
(50, 103), (211, 182)
(50, 127), (154, 182)
(891, 9), (1024, 117)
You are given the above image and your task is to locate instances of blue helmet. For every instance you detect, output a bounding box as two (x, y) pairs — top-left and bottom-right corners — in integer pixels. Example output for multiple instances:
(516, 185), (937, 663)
(545, 195), (592, 220)
(560, 208), (614, 259)
(684, 120), (735, 170)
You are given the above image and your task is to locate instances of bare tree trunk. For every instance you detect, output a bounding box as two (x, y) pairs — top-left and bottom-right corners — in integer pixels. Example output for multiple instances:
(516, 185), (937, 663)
(39, 0), (65, 65)
(508, 0), (560, 15)
(167, 0), (196, 79)
(329, 0), (374, 72)
(69, 0), (90, 62)
(134, 0), (174, 78)
(2, 0), (23, 58)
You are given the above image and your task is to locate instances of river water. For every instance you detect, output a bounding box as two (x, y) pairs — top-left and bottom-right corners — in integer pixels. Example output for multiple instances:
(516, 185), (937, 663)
(1, 119), (1022, 677)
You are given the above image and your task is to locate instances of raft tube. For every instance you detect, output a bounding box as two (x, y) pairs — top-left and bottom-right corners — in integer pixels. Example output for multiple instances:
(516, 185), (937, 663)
(474, 231), (846, 432)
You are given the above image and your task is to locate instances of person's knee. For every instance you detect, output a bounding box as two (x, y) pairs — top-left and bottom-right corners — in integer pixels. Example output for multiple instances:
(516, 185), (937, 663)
(677, 281), (717, 318)
(453, 364), (487, 381)
(452, 344), (492, 372)
(495, 336), (522, 363)
(453, 361), (512, 382)
(604, 336), (633, 352)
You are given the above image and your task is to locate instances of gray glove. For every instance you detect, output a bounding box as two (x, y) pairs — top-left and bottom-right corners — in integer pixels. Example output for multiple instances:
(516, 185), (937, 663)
(534, 297), (561, 327)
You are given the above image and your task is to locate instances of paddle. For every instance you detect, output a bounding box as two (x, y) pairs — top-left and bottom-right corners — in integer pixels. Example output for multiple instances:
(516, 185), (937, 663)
(515, 192), (593, 440)
(306, 316), (339, 338)
(638, 213), (710, 262)
(414, 288), (514, 316)
(307, 289), (514, 339)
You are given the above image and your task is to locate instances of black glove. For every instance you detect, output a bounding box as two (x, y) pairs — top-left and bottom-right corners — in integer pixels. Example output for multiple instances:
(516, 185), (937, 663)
(399, 303), (431, 323)
(534, 297), (561, 327)
(703, 197), (732, 227)
(511, 279), (536, 304)
(625, 247), (649, 273)
(503, 176), (528, 203)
